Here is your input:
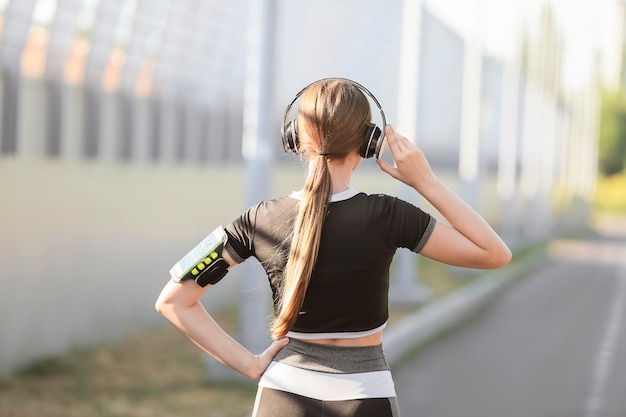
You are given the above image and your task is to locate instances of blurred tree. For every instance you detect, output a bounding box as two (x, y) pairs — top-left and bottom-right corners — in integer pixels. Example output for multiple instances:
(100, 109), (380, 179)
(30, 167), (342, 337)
(598, 89), (626, 176)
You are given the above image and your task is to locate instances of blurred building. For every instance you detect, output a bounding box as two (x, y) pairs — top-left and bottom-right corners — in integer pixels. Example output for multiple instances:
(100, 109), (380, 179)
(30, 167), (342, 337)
(0, 0), (251, 162)
(606, 0), (626, 91)
(0, 0), (518, 168)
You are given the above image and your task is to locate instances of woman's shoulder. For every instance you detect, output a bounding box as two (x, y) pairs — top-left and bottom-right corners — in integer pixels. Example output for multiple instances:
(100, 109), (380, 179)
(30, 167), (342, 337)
(252, 194), (300, 215)
(353, 192), (426, 218)
(330, 191), (404, 216)
(355, 191), (402, 206)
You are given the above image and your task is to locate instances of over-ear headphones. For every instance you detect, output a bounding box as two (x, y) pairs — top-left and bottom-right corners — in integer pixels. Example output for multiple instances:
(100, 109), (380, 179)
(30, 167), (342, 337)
(281, 78), (387, 159)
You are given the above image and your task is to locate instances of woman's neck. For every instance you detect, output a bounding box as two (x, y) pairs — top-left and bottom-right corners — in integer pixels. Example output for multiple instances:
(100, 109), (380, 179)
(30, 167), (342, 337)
(329, 167), (352, 194)
(310, 152), (361, 195)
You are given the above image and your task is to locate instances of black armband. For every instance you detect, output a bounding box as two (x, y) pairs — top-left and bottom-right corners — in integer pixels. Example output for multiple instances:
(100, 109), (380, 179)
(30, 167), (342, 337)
(169, 226), (229, 287)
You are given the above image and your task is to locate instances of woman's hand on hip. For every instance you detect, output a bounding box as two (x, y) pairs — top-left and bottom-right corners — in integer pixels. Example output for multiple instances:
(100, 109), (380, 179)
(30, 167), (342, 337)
(249, 338), (290, 379)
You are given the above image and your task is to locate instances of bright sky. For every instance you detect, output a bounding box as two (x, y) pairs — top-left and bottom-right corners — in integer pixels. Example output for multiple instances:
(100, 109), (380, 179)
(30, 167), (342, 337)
(423, 0), (619, 91)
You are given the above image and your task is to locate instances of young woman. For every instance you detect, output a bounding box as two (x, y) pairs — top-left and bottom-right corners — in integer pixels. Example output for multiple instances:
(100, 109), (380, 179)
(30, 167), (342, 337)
(156, 78), (512, 417)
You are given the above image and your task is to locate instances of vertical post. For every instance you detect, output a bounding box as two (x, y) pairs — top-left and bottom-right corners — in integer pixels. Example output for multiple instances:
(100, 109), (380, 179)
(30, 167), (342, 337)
(133, 97), (154, 164)
(458, 0), (483, 213)
(388, 0), (430, 306)
(99, 91), (122, 162)
(16, 77), (49, 157)
(580, 86), (600, 218)
(451, 0), (486, 276)
(158, 98), (181, 164)
(521, 5), (561, 239)
(17, 1), (55, 158)
(497, 63), (521, 244)
(518, 80), (539, 234)
(535, 7), (559, 238)
(60, 84), (86, 160)
(0, 73), (5, 152)
(182, 103), (203, 163)
(567, 93), (591, 226)
(204, 0), (277, 382)
(238, 0), (276, 353)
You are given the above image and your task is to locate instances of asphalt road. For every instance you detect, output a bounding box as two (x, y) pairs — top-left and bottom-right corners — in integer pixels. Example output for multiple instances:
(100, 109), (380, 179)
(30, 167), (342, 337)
(393, 216), (626, 417)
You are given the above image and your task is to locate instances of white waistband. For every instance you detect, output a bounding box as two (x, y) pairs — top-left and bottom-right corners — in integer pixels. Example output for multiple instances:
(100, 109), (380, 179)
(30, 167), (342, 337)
(259, 362), (396, 401)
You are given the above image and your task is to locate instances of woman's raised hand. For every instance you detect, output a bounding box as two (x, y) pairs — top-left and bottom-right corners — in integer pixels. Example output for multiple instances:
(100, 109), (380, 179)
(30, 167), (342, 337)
(376, 126), (511, 269)
(376, 125), (437, 194)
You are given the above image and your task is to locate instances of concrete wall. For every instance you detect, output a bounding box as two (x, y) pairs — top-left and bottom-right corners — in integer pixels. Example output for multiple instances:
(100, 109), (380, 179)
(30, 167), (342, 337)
(0, 159), (258, 374)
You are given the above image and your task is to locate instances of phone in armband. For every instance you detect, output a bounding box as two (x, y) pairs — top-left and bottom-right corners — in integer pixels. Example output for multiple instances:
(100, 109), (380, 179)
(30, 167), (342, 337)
(169, 226), (229, 287)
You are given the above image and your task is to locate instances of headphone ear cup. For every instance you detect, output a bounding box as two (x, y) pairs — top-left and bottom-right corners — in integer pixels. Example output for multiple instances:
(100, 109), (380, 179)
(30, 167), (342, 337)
(282, 120), (299, 153)
(360, 123), (382, 158)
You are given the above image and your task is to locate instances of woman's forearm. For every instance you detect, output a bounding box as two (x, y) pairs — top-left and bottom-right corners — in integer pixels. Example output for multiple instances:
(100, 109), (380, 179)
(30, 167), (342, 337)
(414, 174), (512, 268)
(157, 299), (261, 378)
(376, 125), (511, 268)
(419, 176), (507, 252)
(156, 277), (288, 379)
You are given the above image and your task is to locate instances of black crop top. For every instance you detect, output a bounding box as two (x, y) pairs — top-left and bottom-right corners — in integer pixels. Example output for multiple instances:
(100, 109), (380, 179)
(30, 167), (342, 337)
(223, 188), (435, 336)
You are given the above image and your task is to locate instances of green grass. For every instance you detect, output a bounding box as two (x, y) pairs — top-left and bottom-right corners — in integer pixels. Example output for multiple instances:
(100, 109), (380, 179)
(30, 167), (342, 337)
(0, 315), (258, 417)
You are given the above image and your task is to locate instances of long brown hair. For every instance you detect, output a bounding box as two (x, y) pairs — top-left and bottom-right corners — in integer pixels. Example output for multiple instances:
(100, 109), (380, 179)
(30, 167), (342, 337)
(270, 79), (372, 339)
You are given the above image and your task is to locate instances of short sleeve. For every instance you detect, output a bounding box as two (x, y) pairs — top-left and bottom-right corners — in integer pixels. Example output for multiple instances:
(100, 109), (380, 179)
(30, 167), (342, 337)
(223, 203), (260, 264)
(386, 197), (435, 253)
(412, 216), (436, 252)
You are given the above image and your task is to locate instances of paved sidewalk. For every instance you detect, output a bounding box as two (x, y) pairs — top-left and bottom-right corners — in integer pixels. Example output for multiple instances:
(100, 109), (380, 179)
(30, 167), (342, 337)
(391, 215), (626, 417)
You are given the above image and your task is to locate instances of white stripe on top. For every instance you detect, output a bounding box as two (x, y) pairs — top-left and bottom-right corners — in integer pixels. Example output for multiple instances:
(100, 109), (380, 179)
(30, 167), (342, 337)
(289, 187), (360, 202)
(287, 322), (387, 340)
(259, 362), (396, 401)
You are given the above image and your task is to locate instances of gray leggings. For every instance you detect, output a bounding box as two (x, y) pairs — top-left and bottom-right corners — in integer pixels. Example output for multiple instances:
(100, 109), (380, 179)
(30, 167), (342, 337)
(252, 387), (399, 417)
(251, 339), (400, 417)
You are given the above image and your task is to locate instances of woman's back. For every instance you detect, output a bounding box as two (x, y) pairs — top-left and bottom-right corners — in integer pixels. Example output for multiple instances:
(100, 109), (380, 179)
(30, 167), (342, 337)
(225, 189), (434, 337)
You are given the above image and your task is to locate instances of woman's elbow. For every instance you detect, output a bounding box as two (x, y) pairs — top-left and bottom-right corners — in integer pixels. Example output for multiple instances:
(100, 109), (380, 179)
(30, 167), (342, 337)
(155, 289), (177, 316)
(155, 296), (169, 315)
(484, 245), (512, 269)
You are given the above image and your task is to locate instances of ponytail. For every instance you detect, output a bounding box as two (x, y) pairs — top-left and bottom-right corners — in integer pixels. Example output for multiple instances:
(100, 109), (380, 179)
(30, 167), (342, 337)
(270, 155), (332, 339)
(270, 79), (372, 339)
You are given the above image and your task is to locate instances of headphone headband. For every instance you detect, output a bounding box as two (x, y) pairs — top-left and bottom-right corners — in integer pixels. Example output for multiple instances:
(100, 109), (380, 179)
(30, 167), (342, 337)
(281, 78), (387, 159)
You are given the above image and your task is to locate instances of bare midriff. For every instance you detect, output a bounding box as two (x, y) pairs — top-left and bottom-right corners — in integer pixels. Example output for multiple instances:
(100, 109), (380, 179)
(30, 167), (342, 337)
(294, 330), (383, 347)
